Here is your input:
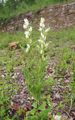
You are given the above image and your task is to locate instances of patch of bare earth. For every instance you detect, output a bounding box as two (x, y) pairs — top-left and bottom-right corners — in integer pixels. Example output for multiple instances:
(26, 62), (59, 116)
(0, 2), (75, 32)
(46, 56), (75, 120)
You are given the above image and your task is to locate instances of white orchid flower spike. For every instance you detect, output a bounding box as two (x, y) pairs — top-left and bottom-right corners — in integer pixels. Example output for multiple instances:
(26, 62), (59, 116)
(23, 18), (29, 29)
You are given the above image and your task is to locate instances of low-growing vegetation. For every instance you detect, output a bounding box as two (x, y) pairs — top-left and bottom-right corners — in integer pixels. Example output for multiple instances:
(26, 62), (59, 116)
(0, 23), (75, 119)
(0, 0), (69, 20)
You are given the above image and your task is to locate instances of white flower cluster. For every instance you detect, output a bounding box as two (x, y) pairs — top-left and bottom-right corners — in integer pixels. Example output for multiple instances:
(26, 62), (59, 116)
(23, 17), (50, 59)
(37, 17), (50, 59)
(23, 18), (32, 52)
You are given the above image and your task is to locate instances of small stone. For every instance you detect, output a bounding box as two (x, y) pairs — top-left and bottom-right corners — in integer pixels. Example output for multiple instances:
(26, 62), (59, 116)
(64, 79), (69, 83)
(1, 74), (5, 78)
(53, 115), (61, 120)
(54, 93), (61, 100)
(69, 118), (73, 120)
(53, 102), (58, 107)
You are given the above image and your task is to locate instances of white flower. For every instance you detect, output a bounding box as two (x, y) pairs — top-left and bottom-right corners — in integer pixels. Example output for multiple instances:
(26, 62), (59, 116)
(45, 27), (50, 33)
(40, 17), (45, 23)
(39, 17), (45, 28)
(26, 44), (30, 52)
(41, 33), (46, 41)
(39, 27), (43, 32)
(23, 24), (28, 29)
(40, 49), (43, 54)
(29, 26), (32, 32)
(38, 39), (44, 44)
(41, 32), (45, 39)
(24, 18), (29, 26)
(40, 23), (45, 28)
(23, 18), (29, 29)
(24, 31), (30, 38)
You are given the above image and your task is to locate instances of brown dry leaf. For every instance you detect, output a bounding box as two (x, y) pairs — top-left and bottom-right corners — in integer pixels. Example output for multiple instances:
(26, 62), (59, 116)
(9, 42), (19, 49)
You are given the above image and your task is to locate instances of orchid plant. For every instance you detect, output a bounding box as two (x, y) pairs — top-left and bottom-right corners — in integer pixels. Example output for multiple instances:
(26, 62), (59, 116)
(23, 17), (53, 105)
(37, 17), (50, 60)
(22, 18), (53, 119)
(23, 18), (32, 52)
(23, 17), (50, 59)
